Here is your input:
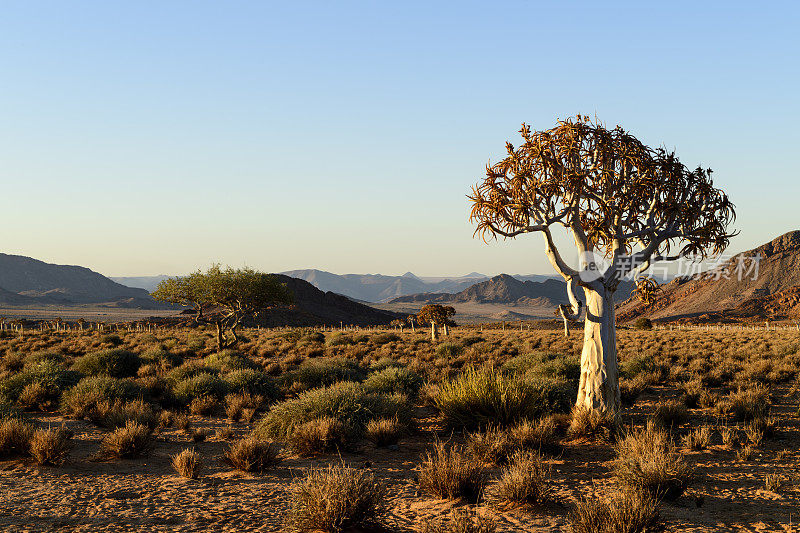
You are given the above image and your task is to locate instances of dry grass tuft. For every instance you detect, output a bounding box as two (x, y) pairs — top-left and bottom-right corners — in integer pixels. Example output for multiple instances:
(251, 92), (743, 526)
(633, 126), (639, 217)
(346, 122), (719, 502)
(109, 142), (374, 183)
(289, 417), (349, 456)
(30, 426), (73, 465)
(418, 441), (488, 503)
(96, 421), (152, 459)
(421, 509), (497, 533)
(285, 462), (387, 532)
(613, 422), (694, 501)
(490, 450), (553, 508)
(0, 417), (34, 459)
(570, 488), (659, 533)
(222, 436), (280, 473)
(171, 448), (202, 479)
(568, 406), (619, 442)
(365, 416), (404, 447)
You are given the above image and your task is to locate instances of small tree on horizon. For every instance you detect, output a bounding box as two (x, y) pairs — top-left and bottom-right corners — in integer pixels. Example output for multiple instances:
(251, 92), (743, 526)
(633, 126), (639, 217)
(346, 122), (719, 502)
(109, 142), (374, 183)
(417, 304), (456, 342)
(469, 116), (736, 414)
(152, 265), (293, 350)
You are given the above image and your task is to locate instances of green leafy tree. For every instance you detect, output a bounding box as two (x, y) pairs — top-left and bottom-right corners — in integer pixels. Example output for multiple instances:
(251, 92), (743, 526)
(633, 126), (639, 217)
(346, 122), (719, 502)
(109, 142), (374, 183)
(152, 265), (293, 349)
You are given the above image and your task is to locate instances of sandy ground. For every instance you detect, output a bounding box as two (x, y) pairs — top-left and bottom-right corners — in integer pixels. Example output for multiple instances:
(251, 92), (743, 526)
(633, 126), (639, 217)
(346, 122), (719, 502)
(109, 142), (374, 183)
(1, 386), (798, 533)
(0, 307), (180, 323)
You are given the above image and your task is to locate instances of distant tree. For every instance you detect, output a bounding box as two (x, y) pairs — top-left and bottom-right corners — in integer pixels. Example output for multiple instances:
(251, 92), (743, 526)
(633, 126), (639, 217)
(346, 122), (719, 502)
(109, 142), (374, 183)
(407, 315), (417, 333)
(152, 265), (293, 350)
(469, 116), (735, 414)
(390, 318), (408, 332)
(417, 304), (456, 342)
(77, 318), (86, 331)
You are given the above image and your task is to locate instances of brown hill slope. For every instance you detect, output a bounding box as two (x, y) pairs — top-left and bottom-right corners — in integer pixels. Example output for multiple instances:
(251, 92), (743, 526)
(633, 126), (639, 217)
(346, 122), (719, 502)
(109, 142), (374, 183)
(255, 275), (402, 327)
(391, 274), (635, 306)
(0, 253), (169, 308)
(618, 230), (800, 322)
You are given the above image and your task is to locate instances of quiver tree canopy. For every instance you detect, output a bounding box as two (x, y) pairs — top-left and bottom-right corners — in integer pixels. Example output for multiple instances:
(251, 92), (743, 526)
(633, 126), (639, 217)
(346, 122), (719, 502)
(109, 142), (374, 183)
(152, 265), (293, 349)
(469, 116), (736, 413)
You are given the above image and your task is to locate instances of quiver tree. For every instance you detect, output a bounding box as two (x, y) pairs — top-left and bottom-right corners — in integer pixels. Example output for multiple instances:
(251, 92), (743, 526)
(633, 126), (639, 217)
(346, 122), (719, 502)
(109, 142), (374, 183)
(469, 116), (735, 414)
(417, 304), (456, 342)
(390, 318), (409, 332)
(152, 265), (293, 350)
(407, 315), (416, 333)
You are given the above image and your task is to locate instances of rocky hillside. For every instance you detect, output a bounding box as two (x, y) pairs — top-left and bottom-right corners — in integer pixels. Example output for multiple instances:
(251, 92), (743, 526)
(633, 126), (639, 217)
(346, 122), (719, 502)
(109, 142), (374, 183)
(391, 274), (635, 307)
(254, 275), (402, 327)
(617, 230), (800, 322)
(0, 253), (168, 308)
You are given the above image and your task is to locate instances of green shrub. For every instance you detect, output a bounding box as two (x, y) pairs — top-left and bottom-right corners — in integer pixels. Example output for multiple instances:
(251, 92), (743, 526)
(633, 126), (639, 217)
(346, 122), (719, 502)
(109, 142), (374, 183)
(222, 369), (277, 399)
(283, 358), (365, 390)
(326, 333), (355, 346)
(434, 366), (569, 429)
(435, 342), (464, 359)
(140, 346), (182, 368)
(61, 376), (143, 418)
(255, 382), (410, 441)
(363, 367), (423, 397)
(502, 351), (580, 382)
(23, 350), (64, 367)
(173, 373), (226, 404)
(100, 334), (123, 346)
(633, 317), (653, 330)
(0, 360), (80, 404)
(203, 350), (256, 372)
(300, 331), (326, 344)
(72, 348), (141, 377)
(165, 361), (211, 384)
(372, 333), (400, 345)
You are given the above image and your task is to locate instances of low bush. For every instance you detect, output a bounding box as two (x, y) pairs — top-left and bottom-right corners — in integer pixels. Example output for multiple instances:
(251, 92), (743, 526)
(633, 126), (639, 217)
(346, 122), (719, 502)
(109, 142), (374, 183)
(568, 407), (620, 442)
(720, 385), (770, 422)
(286, 462), (387, 532)
(435, 366), (569, 429)
(255, 382), (410, 441)
(189, 395), (218, 416)
(0, 417), (34, 459)
(612, 422), (694, 501)
(362, 366), (423, 397)
(365, 417), (404, 447)
(222, 369), (277, 399)
(95, 398), (156, 429)
(436, 342), (464, 359)
(490, 450), (553, 508)
(372, 332), (400, 345)
(173, 373), (226, 404)
(420, 510), (497, 533)
(282, 358), (365, 391)
(288, 417), (350, 455)
(570, 488), (659, 533)
(30, 427), (73, 466)
(652, 399), (689, 429)
(682, 426), (712, 451)
(0, 360), (80, 406)
(203, 350), (256, 373)
(502, 351), (580, 382)
(61, 376), (142, 418)
(172, 448), (202, 479)
(417, 441), (487, 503)
(222, 436), (281, 473)
(140, 346), (182, 369)
(633, 318), (653, 330)
(72, 348), (141, 378)
(95, 421), (152, 459)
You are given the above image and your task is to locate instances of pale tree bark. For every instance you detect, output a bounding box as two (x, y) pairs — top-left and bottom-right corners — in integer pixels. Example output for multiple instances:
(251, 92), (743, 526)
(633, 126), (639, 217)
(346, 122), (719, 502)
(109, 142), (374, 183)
(430, 322), (438, 342)
(576, 288), (620, 413)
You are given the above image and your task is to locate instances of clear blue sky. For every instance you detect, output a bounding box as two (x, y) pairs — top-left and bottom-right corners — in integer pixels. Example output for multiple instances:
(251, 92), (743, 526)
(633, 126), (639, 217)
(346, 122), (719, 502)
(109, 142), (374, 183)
(2, 1), (798, 277)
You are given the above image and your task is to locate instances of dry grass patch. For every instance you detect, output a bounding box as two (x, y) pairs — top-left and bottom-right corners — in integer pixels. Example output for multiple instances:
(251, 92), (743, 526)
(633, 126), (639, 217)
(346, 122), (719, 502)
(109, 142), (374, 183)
(490, 450), (553, 508)
(570, 488), (659, 533)
(0, 417), (34, 459)
(421, 509), (497, 533)
(285, 462), (387, 532)
(418, 441), (488, 503)
(568, 406), (619, 442)
(222, 436), (280, 473)
(365, 416), (404, 447)
(613, 422), (694, 501)
(30, 427), (73, 465)
(95, 421), (152, 459)
(172, 448), (202, 479)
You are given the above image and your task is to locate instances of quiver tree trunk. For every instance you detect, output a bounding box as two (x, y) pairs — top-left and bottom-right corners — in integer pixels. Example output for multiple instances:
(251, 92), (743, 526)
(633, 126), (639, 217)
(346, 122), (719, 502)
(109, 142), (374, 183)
(431, 322), (438, 342)
(576, 288), (620, 414)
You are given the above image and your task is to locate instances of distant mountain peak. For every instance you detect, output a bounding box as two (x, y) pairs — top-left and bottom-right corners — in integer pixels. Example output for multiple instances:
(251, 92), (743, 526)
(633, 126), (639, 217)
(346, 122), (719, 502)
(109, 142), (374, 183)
(401, 271), (420, 279)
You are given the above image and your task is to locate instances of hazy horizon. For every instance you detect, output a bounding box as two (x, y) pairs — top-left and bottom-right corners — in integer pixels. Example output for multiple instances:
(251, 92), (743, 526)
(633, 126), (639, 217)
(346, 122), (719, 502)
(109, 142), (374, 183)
(3, 2), (798, 278)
